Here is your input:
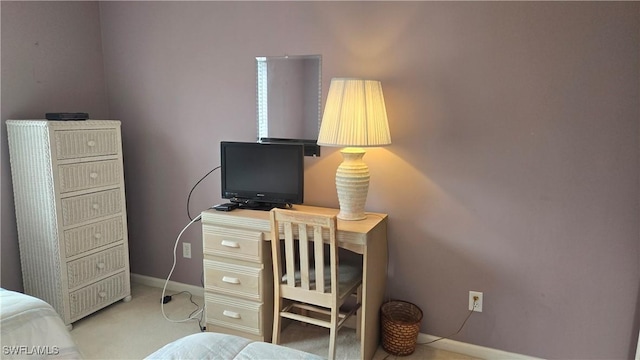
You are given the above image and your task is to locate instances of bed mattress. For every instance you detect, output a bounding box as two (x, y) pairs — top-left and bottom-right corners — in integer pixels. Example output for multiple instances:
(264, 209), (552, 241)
(145, 332), (323, 360)
(0, 288), (81, 359)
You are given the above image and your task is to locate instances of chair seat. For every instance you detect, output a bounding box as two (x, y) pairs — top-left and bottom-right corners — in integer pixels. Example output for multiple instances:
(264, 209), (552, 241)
(281, 263), (362, 297)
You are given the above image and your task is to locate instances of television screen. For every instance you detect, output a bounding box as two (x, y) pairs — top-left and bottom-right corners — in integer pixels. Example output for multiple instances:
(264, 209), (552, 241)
(220, 141), (304, 210)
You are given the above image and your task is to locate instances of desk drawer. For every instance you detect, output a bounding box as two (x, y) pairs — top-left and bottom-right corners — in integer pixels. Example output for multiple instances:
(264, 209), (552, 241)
(58, 160), (122, 193)
(61, 189), (123, 226)
(204, 259), (262, 301)
(205, 293), (262, 336)
(54, 129), (119, 160)
(203, 225), (263, 262)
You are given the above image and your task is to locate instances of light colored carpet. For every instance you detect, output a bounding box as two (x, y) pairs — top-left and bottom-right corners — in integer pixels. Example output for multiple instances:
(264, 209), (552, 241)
(70, 282), (477, 359)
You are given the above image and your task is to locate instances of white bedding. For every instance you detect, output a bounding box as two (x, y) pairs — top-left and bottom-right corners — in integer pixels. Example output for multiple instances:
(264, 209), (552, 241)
(0, 288), (81, 359)
(146, 332), (324, 360)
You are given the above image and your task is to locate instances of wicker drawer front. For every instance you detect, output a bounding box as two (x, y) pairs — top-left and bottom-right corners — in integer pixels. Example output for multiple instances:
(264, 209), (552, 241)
(69, 271), (127, 320)
(54, 129), (119, 160)
(204, 259), (262, 301)
(58, 160), (122, 193)
(205, 293), (262, 336)
(203, 225), (262, 262)
(61, 189), (123, 226)
(67, 245), (126, 289)
(64, 217), (124, 257)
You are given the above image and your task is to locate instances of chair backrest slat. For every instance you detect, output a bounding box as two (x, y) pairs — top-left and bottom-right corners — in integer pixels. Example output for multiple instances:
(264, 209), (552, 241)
(283, 222), (296, 286)
(298, 223), (310, 290)
(271, 209), (337, 295)
(313, 224), (326, 293)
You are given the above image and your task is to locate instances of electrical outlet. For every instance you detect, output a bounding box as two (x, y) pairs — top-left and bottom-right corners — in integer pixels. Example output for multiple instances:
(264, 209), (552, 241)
(183, 242), (191, 259)
(469, 291), (483, 312)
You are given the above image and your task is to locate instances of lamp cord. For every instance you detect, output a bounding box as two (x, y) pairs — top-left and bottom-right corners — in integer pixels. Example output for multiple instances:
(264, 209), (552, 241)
(417, 305), (475, 345)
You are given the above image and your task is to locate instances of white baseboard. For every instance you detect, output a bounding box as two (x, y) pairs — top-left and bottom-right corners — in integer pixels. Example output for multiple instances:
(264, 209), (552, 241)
(130, 273), (205, 298)
(131, 273), (543, 359)
(418, 334), (545, 360)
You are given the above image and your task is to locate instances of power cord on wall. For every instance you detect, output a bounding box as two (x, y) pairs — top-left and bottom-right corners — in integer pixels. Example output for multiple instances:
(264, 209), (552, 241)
(160, 214), (205, 331)
(160, 164), (220, 332)
(186, 165), (220, 221)
(417, 297), (477, 346)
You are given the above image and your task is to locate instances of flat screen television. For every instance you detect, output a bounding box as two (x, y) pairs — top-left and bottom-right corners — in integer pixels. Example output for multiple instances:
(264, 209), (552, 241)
(220, 141), (304, 210)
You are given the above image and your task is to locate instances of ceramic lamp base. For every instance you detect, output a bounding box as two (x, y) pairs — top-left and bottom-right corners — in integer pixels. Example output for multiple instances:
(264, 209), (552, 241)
(335, 148), (370, 221)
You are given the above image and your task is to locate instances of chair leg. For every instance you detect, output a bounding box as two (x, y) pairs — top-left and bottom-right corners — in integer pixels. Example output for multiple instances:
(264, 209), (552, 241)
(272, 297), (282, 344)
(356, 285), (362, 338)
(328, 307), (338, 360)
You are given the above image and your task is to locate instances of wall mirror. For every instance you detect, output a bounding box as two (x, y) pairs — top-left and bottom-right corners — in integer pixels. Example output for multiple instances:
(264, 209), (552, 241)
(256, 55), (322, 156)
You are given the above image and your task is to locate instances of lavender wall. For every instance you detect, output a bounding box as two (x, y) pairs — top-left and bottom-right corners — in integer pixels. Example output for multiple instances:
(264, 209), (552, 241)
(1, 1), (638, 359)
(98, 2), (639, 358)
(1, 1), (109, 291)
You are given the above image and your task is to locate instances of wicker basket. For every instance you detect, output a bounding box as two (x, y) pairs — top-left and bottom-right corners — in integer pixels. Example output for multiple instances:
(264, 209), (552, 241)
(381, 300), (423, 356)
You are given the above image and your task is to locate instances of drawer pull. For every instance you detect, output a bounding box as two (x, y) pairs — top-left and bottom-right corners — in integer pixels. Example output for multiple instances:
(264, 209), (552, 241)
(223, 310), (241, 319)
(98, 291), (107, 298)
(97, 262), (106, 270)
(90, 172), (99, 179)
(87, 140), (96, 147)
(222, 276), (240, 284)
(221, 240), (239, 248)
(92, 203), (100, 210)
(94, 233), (102, 239)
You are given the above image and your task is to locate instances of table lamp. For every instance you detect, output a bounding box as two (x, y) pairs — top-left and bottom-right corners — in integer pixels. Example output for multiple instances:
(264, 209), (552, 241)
(317, 78), (392, 221)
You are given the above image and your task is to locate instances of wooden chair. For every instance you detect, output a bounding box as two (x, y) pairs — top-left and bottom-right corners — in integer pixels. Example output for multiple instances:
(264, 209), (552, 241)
(270, 208), (362, 360)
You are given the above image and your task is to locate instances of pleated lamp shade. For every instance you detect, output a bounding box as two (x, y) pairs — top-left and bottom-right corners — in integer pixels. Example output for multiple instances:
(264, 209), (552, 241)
(317, 78), (391, 221)
(317, 78), (391, 147)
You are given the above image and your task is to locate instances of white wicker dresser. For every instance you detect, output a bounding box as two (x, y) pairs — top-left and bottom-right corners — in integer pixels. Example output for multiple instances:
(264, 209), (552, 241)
(6, 119), (131, 329)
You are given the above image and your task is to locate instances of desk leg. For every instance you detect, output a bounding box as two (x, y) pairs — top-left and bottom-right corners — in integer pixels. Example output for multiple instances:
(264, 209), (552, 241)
(360, 222), (388, 360)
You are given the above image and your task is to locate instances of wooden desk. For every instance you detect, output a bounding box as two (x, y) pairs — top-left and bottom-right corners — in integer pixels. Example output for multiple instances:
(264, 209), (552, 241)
(201, 205), (388, 360)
